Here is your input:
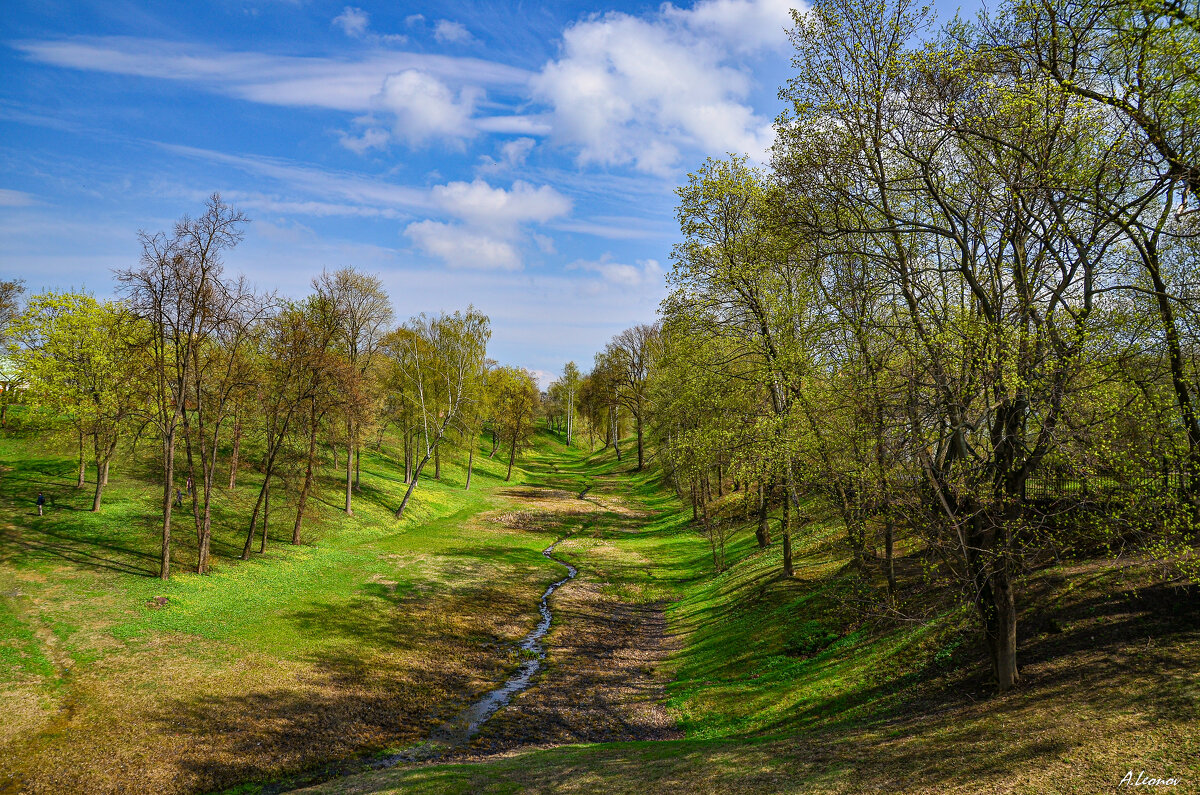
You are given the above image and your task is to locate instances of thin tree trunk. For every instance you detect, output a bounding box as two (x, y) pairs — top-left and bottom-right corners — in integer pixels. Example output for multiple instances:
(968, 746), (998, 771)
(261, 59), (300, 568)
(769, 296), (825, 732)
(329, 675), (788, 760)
(160, 429), (176, 580)
(635, 411), (644, 470)
(781, 486), (794, 578)
(91, 459), (105, 512)
(259, 475), (269, 554)
(756, 481), (771, 548)
(344, 428), (353, 515)
(506, 429), (518, 481)
(489, 427), (499, 458)
(228, 417), (242, 488)
(884, 516), (896, 595)
(434, 442), (441, 480)
(354, 445), (361, 491)
(465, 444), (475, 491)
(77, 427), (86, 488)
(293, 406), (320, 545)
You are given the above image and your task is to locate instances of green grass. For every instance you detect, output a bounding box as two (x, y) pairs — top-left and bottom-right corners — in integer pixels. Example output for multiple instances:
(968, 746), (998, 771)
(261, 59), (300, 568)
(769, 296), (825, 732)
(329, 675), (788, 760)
(0, 427), (582, 793)
(299, 434), (1200, 795)
(2, 426), (1198, 794)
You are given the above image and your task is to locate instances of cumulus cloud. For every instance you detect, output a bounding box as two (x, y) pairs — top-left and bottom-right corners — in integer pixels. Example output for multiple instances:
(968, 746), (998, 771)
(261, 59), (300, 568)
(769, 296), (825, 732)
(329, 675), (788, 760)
(432, 178), (570, 231)
(434, 20), (475, 44)
(663, 0), (795, 53)
(405, 179), (570, 271)
(332, 7), (370, 38)
(372, 69), (480, 146)
(405, 220), (522, 270)
(531, 0), (791, 173)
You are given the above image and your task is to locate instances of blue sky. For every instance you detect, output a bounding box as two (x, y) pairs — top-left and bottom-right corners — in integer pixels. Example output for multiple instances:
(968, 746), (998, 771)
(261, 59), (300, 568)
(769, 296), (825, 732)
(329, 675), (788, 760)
(0, 0), (974, 386)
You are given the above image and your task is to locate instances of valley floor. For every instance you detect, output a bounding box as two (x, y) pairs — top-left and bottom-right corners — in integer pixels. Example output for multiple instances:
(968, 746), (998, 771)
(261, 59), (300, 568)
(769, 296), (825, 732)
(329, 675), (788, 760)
(0, 431), (1196, 794)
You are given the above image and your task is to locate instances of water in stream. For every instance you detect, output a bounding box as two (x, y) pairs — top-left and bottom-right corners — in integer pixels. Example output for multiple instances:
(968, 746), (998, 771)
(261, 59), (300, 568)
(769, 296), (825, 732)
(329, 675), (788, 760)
(263, 539), (577, 793)
(374, 539), (578, 765)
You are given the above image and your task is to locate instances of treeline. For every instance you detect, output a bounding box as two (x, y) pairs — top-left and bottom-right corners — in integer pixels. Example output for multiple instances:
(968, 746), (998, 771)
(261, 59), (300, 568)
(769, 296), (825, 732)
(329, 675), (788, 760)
(1, 196), (542, 580)
(556, 0), (1200, 693)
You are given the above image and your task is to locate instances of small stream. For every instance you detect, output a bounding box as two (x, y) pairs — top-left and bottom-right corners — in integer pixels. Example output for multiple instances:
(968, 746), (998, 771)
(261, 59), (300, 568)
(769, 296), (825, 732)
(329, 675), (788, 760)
(262, 539), (578, 793)
(307, 539), (577, 783)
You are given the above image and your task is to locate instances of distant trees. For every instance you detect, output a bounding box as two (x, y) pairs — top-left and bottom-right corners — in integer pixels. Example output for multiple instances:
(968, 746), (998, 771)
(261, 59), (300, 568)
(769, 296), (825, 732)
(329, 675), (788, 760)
(4, 194), (503, 581)
(491, 366), (540, 481)
(386, 308), (491, 517)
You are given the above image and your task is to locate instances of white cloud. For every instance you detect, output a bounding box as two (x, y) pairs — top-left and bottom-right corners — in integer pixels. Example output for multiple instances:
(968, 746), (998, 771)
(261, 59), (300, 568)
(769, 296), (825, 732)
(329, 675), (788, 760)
(14, 37), (529, 113)
(531, 0), (791, 173)
(159, 143), (428, 212)
(405, 220), (522, 270)
(499, 137), (536, 166)
(477, 136), (537, 172)
(338, 125), (390, 153)
(373, 69), (480, 145)
(432, 178), (570, 231)
(526, 369), (555, 390)
(663, 0), (795, 53)
(473, 115), (553, 136)
(401, 179), (569, 271)
(333, 6), (370, 38)
(434, 20), (475, 44)
(568, 256), (663, 288)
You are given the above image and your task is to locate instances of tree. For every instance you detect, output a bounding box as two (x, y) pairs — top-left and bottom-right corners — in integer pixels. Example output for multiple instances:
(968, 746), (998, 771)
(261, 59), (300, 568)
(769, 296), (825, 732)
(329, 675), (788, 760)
(605, 324), (661, 470)
(0, 279), (25, 426)
(492, 366), (540, 481)
(12, 292), (150, 511)
(560, 361), (582, 446)
(386, 308), (490, 518)
(314, 268), (393, 517)
(116, 194), (248, 580)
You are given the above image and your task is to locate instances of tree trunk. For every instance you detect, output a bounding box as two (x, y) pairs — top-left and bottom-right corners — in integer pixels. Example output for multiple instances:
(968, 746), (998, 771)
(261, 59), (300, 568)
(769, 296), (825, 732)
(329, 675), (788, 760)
(344, 433), (353, 515)
(395, 415), (454, 518)
(884, 515), (896, 595)
(434, 442), (441, 480)
(259, 475), (270, 554)
(635, 411), (644, 470)
(489, 427), (499, 458)
(77, 427), (86, 488)
(354, 445), (361, 491)
(293, 407), (320, 545)
(781, 487), (794, 578)
(506, 430), (518, 482)
(91, 459), (105, 512)
(756, 481), (771, 548)
(228, 417), (242, 488)
(160, 429), (176, 580)
(465, 445), (475, 491)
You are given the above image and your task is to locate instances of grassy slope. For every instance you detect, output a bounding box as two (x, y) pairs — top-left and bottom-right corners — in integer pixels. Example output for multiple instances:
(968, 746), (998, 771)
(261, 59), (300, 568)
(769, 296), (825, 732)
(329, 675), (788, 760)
(310, 438), (1200, 795)
(0, 429), (579, 793)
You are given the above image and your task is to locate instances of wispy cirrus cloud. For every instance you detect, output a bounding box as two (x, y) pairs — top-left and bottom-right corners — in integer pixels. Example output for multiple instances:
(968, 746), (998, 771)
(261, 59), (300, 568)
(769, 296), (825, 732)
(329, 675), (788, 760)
(13, 37), (529, 114)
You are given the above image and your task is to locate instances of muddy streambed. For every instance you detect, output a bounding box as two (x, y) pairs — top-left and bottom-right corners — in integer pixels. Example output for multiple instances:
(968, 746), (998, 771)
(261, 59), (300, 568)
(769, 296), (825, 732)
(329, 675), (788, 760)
(261, 539), (577, 793)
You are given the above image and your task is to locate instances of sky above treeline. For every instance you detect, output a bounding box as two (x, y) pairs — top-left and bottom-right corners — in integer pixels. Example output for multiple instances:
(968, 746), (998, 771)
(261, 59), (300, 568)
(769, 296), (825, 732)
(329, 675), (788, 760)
(0, 0), (975, 387)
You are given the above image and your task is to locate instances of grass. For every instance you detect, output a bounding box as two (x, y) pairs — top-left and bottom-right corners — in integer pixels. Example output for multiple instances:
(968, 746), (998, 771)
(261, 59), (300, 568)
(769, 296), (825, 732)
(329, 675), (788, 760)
(298, 438), (1200, 795)
(1, 425), (1198, 794)
(0, 428), (577, 793)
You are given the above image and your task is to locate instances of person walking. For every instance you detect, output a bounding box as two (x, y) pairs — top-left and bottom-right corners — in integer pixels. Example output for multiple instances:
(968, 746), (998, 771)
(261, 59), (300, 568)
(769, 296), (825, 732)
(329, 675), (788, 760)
(186, 474), (193, 495)
(36, 492), (45, 516)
